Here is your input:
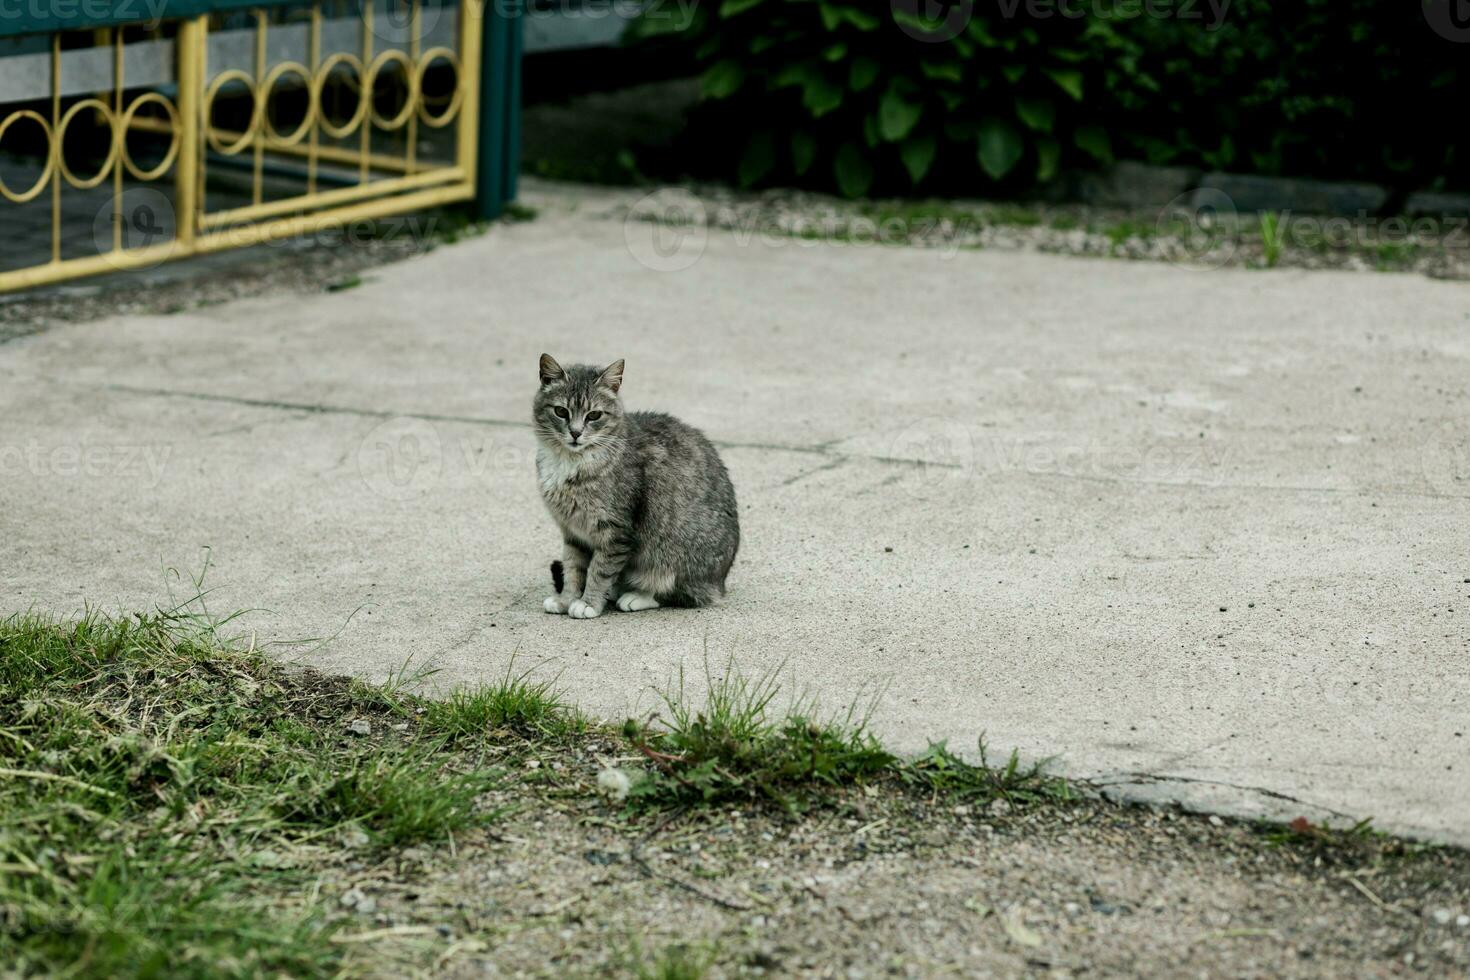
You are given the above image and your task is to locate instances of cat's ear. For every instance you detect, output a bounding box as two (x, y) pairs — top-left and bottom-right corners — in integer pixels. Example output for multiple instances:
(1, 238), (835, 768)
(598, 359), (625, 394)
(538, 353), (565, 387)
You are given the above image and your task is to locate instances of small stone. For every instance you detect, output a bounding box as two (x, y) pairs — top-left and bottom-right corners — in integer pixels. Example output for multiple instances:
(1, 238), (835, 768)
(347, 719), (371, 737)
(340, 887), (375, 913)
(1456, 914), (1469, 928)
(1208, 815), (1224, 827)
(525, 759), (541, 770)
(988, 798), (1013, 817)
(1431, 908), (1454, 925)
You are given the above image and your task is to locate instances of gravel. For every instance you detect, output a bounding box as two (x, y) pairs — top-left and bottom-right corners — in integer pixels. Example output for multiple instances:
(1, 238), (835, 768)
(312, 740), (1469, 978)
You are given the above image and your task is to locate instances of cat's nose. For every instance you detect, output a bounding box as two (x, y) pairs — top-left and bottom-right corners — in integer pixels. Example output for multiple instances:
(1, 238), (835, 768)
(569, 428), (583, 442)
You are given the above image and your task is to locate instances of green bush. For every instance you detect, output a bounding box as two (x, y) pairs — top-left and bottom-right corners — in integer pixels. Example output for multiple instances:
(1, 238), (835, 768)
(629, 0), (1113, 196)
(1092, 0), (1465, 191)
(628, 0), (1466, 197)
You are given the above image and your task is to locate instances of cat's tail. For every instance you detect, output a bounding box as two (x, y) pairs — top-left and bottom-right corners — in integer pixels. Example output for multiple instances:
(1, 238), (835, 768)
(550, 560), (564, 594)
(661, 580), (724, 608)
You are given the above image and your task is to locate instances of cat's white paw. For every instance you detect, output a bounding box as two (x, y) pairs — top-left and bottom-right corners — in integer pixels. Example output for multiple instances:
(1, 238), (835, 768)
(616, 591), (660, 612)
(543, 595), (570, 614)
(568, 598), (603, 619)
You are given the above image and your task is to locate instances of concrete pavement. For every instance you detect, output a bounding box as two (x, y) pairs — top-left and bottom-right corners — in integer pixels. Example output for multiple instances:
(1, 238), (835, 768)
(3, 182), (1468, 844)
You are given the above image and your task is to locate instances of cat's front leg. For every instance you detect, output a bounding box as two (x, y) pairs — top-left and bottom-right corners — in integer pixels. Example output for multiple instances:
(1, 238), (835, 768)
(544, 539), (589, 614)
(568, 535), (632, 620)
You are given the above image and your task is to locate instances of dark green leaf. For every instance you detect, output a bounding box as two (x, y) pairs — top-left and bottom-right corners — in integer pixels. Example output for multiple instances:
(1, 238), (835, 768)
(1044, 67), (1084, 101)
(1014, 97), (1054, 133)
(878, 87), (923, 142)
(702, 60), (745, 99)
(833, 142), (874, 198)
(719, 0), (764, 16)
(1002, 64), (1026, 84)
(821, 4), (880, 30)
(900, 133), (937, 185)
(1035, 137), (1061, 182)
(739, 131), (776, 187)
(823, 42), (847, 61)
(791, 131), (817, 176)
(803, 73), (844, 117)
(977, 117), (1024, 180)
(1073, 125), (1113, 163)
(849, 57), (880, 92)
(919, 60), (964, 83)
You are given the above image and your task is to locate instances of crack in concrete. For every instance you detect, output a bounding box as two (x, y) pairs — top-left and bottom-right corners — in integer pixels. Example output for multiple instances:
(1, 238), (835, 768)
(61, 380), (1470, 502)
(1089, 772), (1354, 820)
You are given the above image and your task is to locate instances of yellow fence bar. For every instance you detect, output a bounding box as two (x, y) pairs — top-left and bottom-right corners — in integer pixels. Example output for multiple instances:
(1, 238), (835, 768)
(176, 17), (205, 248)
(0, 0), (484, 294)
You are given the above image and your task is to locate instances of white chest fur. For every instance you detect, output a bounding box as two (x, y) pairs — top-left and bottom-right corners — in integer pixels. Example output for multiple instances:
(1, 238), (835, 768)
(536, 446), (584, 496)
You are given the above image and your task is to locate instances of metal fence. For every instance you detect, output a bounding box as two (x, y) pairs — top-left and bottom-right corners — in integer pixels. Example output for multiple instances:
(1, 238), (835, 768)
(0, 0), (520, 291)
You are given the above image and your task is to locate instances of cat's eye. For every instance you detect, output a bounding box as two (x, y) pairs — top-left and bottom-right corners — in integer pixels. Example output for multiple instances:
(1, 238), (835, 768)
(552, 406), (569, 419)
(585, 411), (603, 422)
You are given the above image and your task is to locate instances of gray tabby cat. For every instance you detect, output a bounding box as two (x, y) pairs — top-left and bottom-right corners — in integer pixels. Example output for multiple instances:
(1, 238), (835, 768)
(534, 354), (739, 619)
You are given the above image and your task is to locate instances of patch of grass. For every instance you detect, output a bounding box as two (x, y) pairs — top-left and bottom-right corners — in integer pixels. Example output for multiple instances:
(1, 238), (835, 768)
(0, 608), (505, 977)
(631, 941), (718, 980)
(624, 663), (897, 813)
(421, 664), (582, 742)
(988, 204), (1043, 227)
(905, 739), (1074, 807)
(1259, 211), (1285, 268)
(1372, 240), (1421, 270)
(621, 662), (1073, 817)
(503, 201), (539, 222)
(1104, 219), (1156, 248)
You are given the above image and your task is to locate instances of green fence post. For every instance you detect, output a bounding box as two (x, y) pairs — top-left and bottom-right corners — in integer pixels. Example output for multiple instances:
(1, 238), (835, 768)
(500, 2), (523, 206)
(475, 0), (520, 219)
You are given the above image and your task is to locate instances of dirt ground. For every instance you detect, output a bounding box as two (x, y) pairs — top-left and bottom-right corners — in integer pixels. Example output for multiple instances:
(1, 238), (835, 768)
(321, 740), (1470, 979)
